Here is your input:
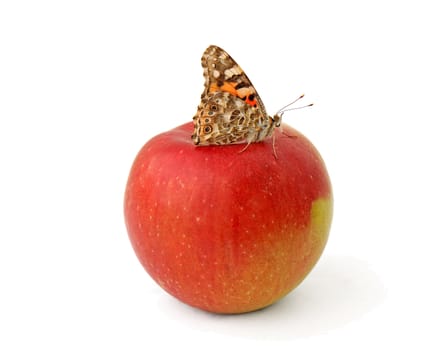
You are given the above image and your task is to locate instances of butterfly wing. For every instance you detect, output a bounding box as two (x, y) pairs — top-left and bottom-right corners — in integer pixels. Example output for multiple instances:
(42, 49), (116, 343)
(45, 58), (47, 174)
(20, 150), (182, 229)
(192, 45), (272, 146)
(192, 91), (254, 145)
(200, 45), (266, 112)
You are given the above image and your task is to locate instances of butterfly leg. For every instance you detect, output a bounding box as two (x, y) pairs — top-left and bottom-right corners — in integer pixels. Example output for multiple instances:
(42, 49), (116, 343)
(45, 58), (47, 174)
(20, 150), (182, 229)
(238, 141), (252, 154)
(238, 131), (258, 154)
(238, 138), (279, 159)
(279, 126), (297, 140)
(282, 131), (297, 139)
(272, 134), (278, 159)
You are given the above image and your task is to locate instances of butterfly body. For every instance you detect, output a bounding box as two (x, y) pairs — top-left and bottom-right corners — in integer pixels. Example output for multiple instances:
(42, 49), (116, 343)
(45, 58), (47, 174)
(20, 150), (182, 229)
(192, 45), (281, 147)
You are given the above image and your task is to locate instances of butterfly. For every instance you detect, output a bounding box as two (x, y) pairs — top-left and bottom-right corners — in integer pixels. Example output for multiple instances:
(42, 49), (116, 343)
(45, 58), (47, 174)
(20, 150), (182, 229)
(191, 45), (310, 154)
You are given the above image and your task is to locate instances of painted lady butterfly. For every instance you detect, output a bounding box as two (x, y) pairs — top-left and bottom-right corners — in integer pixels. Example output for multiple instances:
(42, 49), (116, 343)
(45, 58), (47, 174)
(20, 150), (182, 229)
(192, 45), (311, 154)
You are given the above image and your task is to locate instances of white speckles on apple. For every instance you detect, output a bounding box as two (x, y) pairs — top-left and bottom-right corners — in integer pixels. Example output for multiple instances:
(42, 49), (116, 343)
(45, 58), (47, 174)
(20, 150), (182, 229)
(175, 175), (185, 189)
(174, 281), (183, 290)
(195, 216), (201, 223)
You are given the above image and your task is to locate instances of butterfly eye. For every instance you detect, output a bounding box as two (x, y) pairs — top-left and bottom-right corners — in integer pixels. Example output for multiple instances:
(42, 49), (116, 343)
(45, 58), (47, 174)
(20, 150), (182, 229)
(203, 125), (213, 134)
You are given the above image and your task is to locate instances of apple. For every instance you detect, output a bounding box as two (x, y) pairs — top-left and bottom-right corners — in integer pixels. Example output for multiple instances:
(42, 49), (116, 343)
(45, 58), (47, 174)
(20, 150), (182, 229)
(124, 122), (332, 314)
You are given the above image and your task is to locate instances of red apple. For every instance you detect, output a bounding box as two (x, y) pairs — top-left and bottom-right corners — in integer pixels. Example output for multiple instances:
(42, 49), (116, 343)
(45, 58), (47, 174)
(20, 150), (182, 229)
(124, 122), (332, 314)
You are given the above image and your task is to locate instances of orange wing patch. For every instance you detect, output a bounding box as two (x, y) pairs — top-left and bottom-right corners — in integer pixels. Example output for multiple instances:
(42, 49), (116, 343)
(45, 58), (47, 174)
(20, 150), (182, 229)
(209, 82), (257, 107)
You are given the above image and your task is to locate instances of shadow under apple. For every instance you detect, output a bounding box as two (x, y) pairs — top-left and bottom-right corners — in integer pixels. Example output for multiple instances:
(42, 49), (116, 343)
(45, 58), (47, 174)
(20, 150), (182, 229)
(157, 255), (386, 339)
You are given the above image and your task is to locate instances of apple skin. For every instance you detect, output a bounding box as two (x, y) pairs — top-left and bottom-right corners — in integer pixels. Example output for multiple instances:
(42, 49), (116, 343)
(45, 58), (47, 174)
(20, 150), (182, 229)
(124, 122), (332, 314)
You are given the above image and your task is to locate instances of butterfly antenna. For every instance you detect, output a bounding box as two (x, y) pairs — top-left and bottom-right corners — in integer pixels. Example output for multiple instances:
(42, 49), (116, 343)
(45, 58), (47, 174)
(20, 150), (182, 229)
(277, 94), (305, 114)
(277, 94), (313, 117)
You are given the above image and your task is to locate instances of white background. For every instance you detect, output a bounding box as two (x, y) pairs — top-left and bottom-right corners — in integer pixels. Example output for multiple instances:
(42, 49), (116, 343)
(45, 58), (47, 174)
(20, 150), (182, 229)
(1, 1), (441, 348)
